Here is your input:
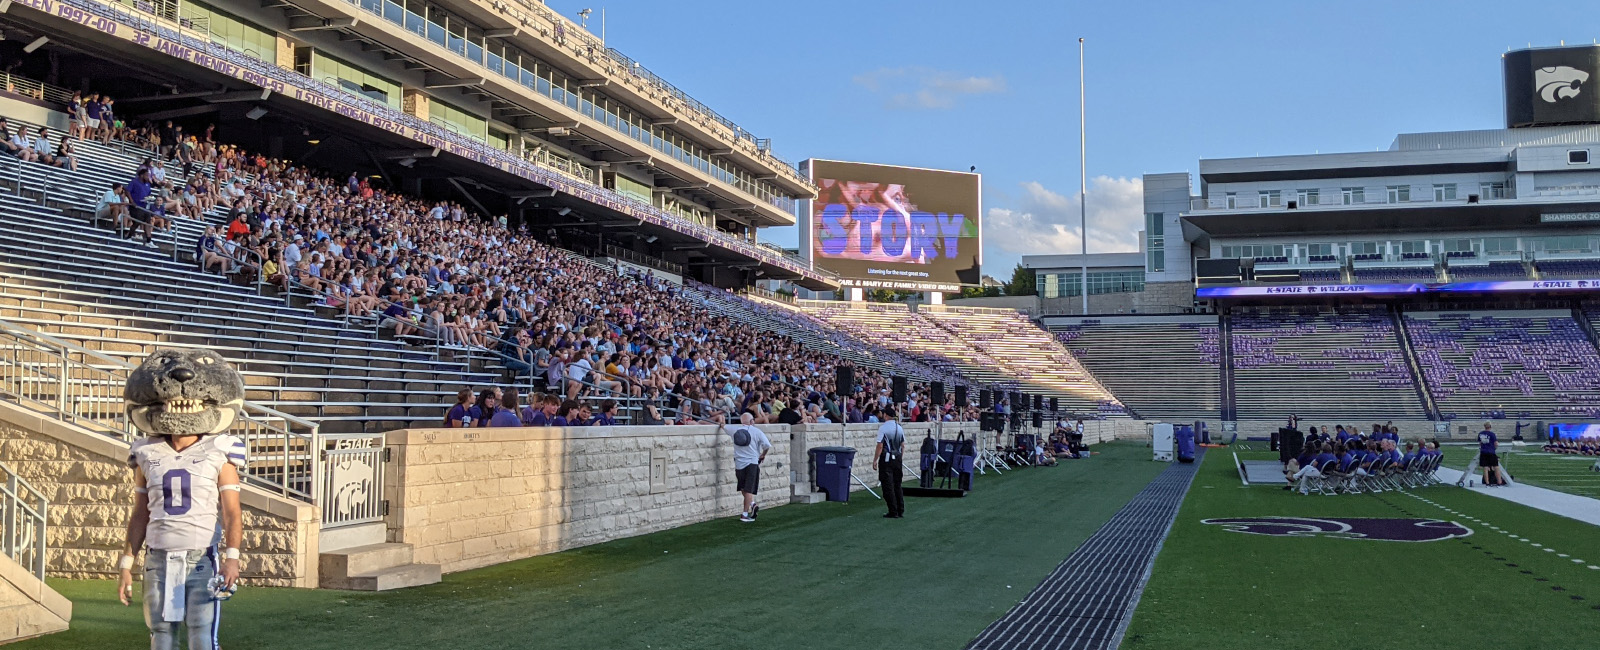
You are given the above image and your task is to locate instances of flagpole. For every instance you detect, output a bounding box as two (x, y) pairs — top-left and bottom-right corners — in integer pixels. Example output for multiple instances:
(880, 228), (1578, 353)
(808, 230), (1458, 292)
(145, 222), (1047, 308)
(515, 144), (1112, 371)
(1078, 37), (1088, 315)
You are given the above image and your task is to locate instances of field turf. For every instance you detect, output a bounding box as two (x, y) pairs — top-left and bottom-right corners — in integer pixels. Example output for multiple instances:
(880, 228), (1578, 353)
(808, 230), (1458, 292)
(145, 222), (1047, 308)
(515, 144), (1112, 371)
(1123, 450), (1600, 649)
(18, 442), (1163, 650)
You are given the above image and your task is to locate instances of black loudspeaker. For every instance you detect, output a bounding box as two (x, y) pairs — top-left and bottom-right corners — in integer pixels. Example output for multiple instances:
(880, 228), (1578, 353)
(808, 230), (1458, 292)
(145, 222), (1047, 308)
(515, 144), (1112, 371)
(1009, 412), (1022, 430)
(1032, 394), (1043, 411)
(1286, 200), (1298, 209)
(955, 385), (968, 407)
(930, 381), (945, 406)
(835, 365), (854, 396)
(979, 389), (992, 409)
(892, 376), (907, 403)
(1050, 397), (1059, 412)
(1032, 411), (1043, 429)
(1011, 392), (1024, 409)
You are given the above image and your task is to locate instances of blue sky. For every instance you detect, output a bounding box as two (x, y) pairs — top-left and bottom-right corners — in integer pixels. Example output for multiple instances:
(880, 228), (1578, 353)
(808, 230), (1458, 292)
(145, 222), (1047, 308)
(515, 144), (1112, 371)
(549, 0), (1596, 275)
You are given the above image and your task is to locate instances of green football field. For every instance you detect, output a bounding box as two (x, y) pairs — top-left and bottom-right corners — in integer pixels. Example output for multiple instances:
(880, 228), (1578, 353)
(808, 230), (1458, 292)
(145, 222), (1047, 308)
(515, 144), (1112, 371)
(1123, 450), (1600, 649)
(18, 442), (1164, 650)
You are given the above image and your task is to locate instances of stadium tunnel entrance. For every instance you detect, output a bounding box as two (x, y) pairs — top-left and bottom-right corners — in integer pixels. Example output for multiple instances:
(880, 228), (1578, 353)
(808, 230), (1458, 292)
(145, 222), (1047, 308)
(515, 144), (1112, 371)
(0, 9), (822, 290)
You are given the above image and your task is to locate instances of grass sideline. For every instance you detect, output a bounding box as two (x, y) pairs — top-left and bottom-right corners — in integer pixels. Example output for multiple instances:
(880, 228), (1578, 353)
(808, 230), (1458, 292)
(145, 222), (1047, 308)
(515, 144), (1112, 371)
(18, 442), (1164, 650)
(1124, 449), (1600, 649)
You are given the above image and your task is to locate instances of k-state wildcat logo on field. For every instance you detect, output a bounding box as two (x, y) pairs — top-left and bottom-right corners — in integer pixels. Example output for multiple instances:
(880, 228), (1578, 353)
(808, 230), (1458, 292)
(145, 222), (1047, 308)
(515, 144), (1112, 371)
(1200, 517), (1472, 542)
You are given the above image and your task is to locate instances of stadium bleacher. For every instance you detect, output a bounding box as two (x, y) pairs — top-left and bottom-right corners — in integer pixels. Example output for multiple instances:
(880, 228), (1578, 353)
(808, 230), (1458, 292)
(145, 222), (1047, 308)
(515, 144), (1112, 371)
(801, 301), (1124, 415)
(0, 131), (492, 433)
(1054, 319), (1220, 419)
(1404, 310), (1600, 419)
(1229, 307), (1428, 420)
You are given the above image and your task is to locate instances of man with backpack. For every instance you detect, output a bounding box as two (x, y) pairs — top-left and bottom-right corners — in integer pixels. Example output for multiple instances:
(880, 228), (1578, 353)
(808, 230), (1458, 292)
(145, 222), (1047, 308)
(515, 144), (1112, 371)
(873, 407), (907, 519)
(729, 413), (771, 523)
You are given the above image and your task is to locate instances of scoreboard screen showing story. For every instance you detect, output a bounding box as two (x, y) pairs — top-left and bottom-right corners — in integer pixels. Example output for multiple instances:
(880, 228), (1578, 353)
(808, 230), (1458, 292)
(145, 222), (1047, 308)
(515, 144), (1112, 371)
(804, 159), (981, 291)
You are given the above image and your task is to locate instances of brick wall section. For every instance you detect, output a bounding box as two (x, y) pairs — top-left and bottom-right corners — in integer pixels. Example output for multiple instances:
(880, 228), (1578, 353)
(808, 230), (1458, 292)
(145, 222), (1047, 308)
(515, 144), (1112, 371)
(0, 404), (319, 587)
(383, 424), (794, 574)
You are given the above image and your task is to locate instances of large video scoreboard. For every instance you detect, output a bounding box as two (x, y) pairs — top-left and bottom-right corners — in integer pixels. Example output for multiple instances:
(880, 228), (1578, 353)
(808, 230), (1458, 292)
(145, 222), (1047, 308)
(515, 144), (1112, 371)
(800, 159), (981, 292)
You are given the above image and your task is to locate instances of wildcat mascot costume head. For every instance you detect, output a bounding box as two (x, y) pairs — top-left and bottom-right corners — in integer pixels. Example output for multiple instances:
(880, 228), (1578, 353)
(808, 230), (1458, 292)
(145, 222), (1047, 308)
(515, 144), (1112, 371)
(125, 348), (246, 437)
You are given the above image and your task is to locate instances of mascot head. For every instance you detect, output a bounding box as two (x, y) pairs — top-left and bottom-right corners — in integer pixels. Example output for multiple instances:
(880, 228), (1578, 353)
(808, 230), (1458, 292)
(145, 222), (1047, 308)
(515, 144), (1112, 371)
(124, 349), (245, 437)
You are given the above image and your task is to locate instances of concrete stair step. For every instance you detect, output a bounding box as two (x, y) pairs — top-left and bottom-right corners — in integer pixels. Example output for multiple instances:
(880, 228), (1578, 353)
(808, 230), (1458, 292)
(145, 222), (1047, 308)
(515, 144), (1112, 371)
(320, 542), (416, 579)
(789, 489), (827, 504)
(323, 563), (443, 592)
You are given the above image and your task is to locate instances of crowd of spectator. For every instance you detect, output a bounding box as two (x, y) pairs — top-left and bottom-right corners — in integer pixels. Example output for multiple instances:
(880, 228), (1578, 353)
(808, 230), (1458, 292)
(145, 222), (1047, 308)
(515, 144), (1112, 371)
(76, 116), (984, 427)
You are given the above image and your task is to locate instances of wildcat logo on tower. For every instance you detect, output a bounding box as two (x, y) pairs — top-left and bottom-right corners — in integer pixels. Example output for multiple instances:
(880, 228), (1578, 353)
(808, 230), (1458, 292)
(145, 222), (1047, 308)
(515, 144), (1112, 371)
(1505, 46), (1600, 128)
(1535, 66), (1589, 103)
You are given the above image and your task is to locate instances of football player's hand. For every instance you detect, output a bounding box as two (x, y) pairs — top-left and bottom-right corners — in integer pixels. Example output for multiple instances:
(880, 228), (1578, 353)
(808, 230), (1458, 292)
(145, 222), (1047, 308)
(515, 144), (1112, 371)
(117, 569), (134, 606)
(221, 558), (241, 589)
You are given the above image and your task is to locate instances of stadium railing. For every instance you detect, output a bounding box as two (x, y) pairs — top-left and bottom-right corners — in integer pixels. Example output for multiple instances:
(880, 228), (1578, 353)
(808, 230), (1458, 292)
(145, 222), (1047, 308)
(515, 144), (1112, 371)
(0, 317), (370, 526)
(0, 461), (47, 580)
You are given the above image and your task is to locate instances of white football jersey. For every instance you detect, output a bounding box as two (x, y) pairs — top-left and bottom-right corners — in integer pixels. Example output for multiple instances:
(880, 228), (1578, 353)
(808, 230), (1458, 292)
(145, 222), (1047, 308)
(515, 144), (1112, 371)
(127, 435), (247, 551)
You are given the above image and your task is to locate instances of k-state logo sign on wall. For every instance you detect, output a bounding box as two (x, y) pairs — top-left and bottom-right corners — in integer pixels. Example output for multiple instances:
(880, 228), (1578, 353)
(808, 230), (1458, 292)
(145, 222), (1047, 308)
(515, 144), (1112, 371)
(1504, 46), (1600, 127)
(1536, 66), (1589, 103)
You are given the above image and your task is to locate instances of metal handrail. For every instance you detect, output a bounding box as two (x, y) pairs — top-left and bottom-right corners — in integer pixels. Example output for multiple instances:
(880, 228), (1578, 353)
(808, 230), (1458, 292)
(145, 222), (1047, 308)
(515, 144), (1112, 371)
(602, 243), (683, 276)
(0, 461), (47, 580)
(0, 317), (322, 503)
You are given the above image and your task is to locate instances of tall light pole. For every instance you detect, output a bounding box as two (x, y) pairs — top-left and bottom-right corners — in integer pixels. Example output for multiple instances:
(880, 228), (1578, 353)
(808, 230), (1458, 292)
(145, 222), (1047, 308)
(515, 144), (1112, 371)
(1078, 37), (1089, 315)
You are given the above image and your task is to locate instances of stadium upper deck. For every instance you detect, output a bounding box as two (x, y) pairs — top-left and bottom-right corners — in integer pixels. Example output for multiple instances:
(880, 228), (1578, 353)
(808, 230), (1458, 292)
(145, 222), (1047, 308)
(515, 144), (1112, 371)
(1, 0), (834, 289)
(1031, 45), (1600, 314)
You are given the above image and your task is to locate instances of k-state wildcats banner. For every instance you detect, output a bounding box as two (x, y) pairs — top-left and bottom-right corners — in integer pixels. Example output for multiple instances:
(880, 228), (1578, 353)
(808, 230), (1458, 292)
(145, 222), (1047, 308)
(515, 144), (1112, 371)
(800, 159), (981, 292)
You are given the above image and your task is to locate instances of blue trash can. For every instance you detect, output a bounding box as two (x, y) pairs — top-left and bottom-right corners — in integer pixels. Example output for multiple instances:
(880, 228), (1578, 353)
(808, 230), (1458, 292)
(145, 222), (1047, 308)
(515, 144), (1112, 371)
(1175, 425), (1196, 463)
(809, 446), (856, 502)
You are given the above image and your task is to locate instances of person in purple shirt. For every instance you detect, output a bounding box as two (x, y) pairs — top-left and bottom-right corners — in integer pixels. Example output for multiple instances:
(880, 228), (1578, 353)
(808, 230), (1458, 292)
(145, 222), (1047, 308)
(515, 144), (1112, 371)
(524, 395), (559, 426)
(443, 388), (472, 427)
(466, 389), (499, 427)
(1291, 444), (1337, 494)
(490, 391), (524, 427)
(1478, 422), (1505, 486)
(550, 399), (578, 427)
(590, 399), (618, 427)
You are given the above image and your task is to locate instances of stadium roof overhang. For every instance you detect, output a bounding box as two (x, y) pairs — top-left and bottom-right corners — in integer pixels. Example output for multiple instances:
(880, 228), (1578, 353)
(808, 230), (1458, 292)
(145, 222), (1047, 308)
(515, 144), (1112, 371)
(1180, 200), (1600, 240)
(0, 3), (834, 291)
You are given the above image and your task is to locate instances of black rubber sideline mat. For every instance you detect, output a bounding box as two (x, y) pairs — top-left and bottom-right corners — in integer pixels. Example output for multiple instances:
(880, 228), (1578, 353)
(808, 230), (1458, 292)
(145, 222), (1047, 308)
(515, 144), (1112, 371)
(966, 452), (1204, 650)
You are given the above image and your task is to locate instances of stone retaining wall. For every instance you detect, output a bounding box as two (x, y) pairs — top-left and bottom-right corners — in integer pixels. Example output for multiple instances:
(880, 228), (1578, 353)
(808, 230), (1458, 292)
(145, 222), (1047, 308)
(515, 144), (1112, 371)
(383, 424), (793, 574)
(0, 404), (319, 587)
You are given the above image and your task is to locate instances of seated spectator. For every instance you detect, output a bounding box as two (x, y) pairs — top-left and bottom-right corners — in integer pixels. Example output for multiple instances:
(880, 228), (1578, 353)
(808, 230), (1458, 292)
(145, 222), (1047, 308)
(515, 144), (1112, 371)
(32, 127), (58, 167)
(467, 388), (500, 428)
(1292, 444), (1337, 494)
(53, 134), (76, 171)
(444, 389), (472, 428)
(96, 182), (128, 228)
(199, 226), (233, 274)
(552, 399), (578, 427)
(381, 298), (418, 339)
(490, 391), (524, 427)
(0, 118), (23, 158)
(590, 399), (618, 426)
(9, 124), (36, 162)
(525, 394), (560, 426)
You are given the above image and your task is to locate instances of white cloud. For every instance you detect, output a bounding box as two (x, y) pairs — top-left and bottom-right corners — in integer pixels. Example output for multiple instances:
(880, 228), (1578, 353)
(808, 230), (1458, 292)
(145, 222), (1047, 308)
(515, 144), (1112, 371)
(983, 176), (1145, 269)
(851, 67), (1007, 110)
